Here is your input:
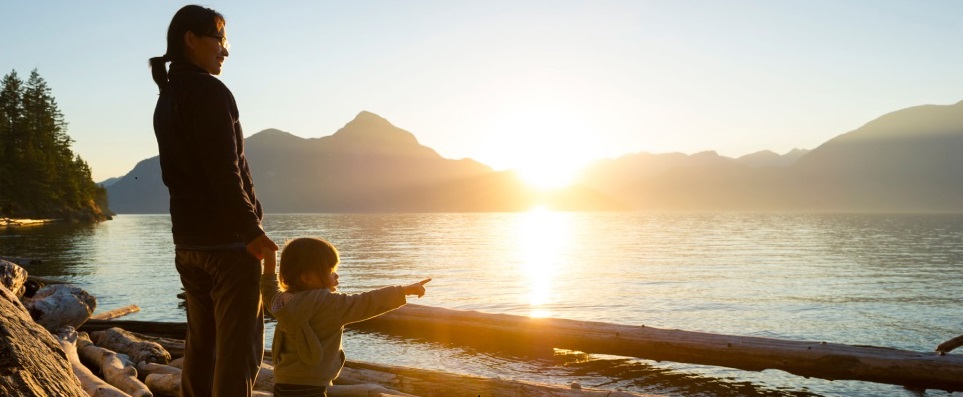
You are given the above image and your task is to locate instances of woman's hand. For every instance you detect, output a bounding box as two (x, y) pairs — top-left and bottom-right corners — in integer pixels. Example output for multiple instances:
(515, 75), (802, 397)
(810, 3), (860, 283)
(403, 278), (431, 298)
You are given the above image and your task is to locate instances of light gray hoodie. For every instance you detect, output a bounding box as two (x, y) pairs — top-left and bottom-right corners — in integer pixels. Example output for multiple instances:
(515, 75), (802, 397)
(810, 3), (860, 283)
(260, 274), (406, 386)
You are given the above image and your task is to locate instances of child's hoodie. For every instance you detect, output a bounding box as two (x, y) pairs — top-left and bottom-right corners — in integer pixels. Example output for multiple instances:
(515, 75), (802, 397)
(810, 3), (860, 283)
(260, 274), (406, 387)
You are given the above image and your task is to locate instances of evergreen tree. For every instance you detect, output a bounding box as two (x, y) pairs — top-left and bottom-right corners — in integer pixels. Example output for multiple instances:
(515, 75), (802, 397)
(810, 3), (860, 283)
(0, 69), (109, 221)
(0, 71), (25, 214)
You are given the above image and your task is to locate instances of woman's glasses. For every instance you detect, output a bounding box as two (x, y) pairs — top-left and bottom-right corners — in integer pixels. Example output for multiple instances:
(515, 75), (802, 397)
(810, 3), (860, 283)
(205, 35), (230, 50)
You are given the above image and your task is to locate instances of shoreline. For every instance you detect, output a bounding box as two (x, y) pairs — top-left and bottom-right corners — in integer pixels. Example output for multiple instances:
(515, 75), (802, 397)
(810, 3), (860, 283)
(2, 218), (60, 227)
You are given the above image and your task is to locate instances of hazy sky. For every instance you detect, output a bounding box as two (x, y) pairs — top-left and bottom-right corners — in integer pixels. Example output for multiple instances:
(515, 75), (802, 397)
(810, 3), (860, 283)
(3, 1), (962, 182)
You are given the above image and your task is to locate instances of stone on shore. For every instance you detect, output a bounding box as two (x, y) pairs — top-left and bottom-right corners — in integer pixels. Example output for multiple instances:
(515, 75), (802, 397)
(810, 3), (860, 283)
(23, 284), (96, 332)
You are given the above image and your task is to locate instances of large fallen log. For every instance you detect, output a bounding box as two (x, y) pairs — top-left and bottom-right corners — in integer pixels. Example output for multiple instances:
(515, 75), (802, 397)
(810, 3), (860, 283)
(350, 304), (963, 392)
(0, 286), (87, 397)
(76, 332), (153, 397)
(55, 327), (129, 397)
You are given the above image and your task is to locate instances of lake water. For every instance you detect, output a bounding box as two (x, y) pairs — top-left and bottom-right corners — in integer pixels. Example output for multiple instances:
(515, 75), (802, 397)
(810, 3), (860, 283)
(3, 212), (963, 397)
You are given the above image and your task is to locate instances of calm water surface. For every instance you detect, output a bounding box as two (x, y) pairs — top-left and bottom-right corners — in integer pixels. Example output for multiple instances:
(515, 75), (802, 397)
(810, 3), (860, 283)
(3, 212), (962, 397)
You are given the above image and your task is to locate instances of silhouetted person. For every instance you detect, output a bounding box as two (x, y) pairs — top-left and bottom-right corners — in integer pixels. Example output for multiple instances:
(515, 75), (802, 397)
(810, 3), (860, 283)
(149, 5), (278, 397)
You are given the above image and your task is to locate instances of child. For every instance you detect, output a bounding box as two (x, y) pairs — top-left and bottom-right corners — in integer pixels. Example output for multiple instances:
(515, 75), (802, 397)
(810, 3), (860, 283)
(260, 237), (430, 397)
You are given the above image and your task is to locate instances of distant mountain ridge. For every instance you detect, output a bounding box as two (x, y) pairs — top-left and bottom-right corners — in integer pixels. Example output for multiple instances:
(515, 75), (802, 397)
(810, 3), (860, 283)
(108, 101), (963, 213)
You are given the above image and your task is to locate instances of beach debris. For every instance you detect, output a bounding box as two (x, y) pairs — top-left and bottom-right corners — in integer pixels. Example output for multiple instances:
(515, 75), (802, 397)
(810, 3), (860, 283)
(128, 330), (185, 359)
(91, 327), (172, 365)
(23, 283), (96, 332)
(937, 334), (963, 355)
(76, 331), (153, 397)
(144, 372), (181, 396)
(137, 361), (182, 378)
(56, 326), (130, 397)
(91, 304), (142, 321)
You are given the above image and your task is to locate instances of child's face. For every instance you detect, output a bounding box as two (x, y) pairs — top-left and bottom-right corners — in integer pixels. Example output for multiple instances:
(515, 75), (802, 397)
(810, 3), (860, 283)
(301, 269), (339, 292)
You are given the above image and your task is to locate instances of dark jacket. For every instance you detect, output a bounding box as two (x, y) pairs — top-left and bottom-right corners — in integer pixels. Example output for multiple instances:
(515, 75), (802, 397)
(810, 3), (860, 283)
(153, 62), (264, 247)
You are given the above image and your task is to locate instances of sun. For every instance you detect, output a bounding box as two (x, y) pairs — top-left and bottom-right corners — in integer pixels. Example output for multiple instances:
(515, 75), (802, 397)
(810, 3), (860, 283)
(481, 103), (600, 190)
(516, 161), (580, 189)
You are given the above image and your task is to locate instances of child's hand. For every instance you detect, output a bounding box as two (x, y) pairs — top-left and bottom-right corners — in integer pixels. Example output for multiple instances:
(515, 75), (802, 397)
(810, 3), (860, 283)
(403, 278), (431, 298)
(262, 248), (277, 275)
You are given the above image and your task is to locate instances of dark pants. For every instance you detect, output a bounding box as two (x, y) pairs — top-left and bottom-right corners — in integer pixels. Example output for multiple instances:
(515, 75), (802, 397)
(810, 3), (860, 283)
(176, 248), (264, 397)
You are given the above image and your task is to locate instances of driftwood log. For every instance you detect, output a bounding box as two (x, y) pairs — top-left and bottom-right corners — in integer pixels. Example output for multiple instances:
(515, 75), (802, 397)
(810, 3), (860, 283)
(350, 304), (963, 392)
(0, 259), (28, 297)
(144, 372), (181, 397)
(0, 286), (87, 396)
(76, 332), (153, 397)
(937, 335), (963, 355)
(129, 331), (185, 359)
(91, 327), (171, 365)
(137, 361), (182, 378)
(82, 319), (187, 339)
(90, 304), (141, 321)
(23, 284), (96, 332)
(56, 327), (129, 397)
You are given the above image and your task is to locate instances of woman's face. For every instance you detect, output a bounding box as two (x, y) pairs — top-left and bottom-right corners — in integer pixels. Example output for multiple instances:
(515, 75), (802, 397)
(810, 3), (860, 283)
(186, 26), (229, 75)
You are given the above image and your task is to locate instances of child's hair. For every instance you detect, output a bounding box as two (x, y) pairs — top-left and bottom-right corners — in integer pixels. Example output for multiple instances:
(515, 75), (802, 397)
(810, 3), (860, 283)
(278, 237), (340, 292)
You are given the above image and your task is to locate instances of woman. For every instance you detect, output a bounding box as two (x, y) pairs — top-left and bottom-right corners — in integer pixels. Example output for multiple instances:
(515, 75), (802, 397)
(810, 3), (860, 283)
(149, 5), (278, 397)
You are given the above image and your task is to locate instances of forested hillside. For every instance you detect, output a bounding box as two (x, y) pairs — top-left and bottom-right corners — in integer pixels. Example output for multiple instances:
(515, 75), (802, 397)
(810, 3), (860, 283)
(0, 69), (110, 221)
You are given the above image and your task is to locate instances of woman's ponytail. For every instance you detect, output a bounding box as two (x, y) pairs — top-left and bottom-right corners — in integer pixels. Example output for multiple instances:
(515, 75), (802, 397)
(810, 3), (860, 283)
(148, 54), (170, 93)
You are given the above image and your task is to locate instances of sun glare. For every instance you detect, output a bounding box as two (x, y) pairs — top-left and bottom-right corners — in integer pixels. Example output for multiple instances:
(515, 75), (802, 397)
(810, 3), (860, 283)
(482, 103), (601, 190)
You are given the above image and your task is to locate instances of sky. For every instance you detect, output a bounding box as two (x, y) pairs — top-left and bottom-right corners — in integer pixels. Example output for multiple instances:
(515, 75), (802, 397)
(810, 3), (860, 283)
(2, 0), (962, 183)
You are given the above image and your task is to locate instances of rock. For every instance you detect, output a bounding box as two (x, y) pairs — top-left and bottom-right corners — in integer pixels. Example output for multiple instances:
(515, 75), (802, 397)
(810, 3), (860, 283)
(0, 285), (87, 396)
(0, 260), (28, 297)
(22, 284), (96, 332)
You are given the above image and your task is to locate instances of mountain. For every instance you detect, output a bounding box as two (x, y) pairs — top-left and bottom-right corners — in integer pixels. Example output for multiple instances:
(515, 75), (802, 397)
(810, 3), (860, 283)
(97, 177), (121, 187)
(735, 149), (809, 167)
(109, 101), (963, 214)
(107, 111), (623, 213)
(577, 100), (963, 212)
(789, 100), (963, 211)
